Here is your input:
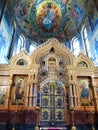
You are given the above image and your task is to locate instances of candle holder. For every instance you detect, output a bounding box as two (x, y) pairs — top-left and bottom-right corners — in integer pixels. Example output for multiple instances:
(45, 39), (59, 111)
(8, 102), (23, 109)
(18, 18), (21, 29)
(90, 107), (95, 130)
(12, 100), (19, 130)
(70, 107), (76, 130)
(71, 125), (76, 130)
(35, 125), (39, 130)
(12, 127), (15, 130)
(92, 126), (95, 130)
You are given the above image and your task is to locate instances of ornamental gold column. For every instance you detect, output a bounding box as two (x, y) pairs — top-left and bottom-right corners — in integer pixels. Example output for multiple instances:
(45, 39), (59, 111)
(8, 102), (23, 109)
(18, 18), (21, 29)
(92, 80), (98, 108)
(69, 84), (74, 108)
(34, 83), (37, 107)
(29, 82), (33, 107)
(26, 80), (30, 107)
(7, 75), (13, 108)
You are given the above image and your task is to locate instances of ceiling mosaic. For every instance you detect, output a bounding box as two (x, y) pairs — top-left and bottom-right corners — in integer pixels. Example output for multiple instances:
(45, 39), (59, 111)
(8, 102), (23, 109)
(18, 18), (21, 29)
(14, 0), (87, 42)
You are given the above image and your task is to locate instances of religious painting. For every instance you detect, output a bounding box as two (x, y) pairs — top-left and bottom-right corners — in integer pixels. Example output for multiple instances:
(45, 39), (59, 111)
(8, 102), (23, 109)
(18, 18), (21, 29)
(90, 26), (98, 66)
(55, 84), (63, 94)
(55, 96), (63, 107)
(77, 61), (88, 67)
(42, 96), (50, 107)
(42, 82), (50, 94)
(0, 13), (13, 64)
(55, 109), (64, 121)
(12, 76), (27, 105)
(36, 1), (62, 33)
(78, 79), (90, 106)
(87, 0), (98, 32)
(0, 86), (6, 105)
(42, 108), (50, 121)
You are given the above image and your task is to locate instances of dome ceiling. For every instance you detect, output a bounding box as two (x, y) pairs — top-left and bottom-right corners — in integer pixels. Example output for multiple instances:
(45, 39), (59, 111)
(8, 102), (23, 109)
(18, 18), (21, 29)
(14, 0), (86, 42)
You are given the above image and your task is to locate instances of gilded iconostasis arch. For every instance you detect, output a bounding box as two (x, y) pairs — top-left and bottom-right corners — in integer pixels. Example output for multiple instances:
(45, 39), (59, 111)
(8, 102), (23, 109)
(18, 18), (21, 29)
(77, 53), (94, 68)
(10, 50), (30, 66)
(30, 38), (75, 66)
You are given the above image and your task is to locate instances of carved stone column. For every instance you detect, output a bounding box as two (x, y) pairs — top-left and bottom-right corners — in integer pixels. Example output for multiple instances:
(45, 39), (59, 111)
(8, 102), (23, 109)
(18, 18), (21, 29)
(69, 84), (74, 108)
(26, 81), (30, 107)
(73, 85), (76, 107)
(6, 75), (13, 108)
(92, 81), (98, 108)
(29, 83), (33, 107)
(34, 83), (37, 107)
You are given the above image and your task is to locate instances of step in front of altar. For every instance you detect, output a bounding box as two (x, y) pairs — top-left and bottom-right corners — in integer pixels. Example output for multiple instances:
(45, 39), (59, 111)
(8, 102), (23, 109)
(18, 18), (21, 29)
(40, 127), (67, 130)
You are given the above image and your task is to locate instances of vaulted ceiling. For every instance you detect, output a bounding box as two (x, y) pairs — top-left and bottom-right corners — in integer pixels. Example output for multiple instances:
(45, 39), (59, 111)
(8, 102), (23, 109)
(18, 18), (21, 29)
(7, 0), (97, 43)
